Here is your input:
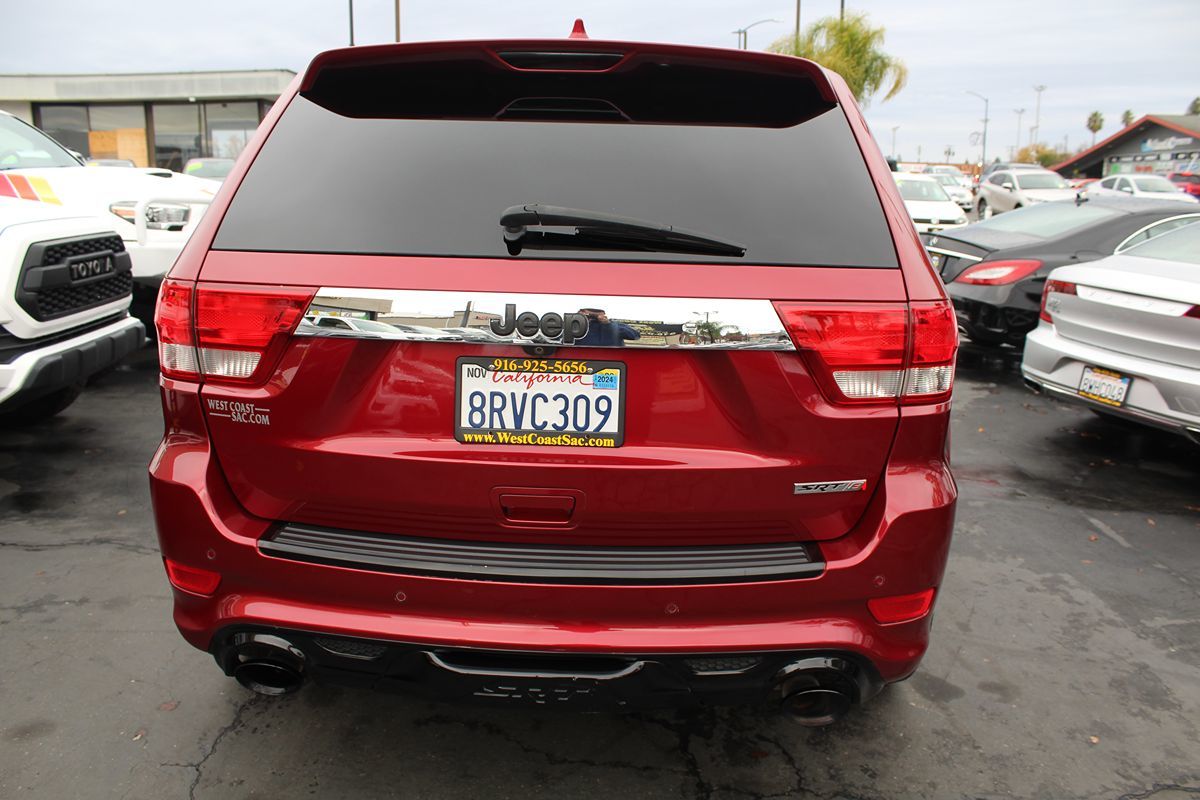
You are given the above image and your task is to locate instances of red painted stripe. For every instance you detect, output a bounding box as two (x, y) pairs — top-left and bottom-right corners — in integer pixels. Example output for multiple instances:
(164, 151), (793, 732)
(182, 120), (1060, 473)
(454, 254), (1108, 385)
(0, 175), (17, 198)
(7, 174), (39, 201)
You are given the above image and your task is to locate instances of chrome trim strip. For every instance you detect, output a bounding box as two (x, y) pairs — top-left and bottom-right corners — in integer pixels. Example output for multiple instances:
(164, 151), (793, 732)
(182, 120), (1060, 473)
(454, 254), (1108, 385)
(793, 479), (867, 495)
(1114, 213), (1200, 253)
(426, 652), (645, 681)
(295, 288), (795, 350)
(924, 246), (983, 263)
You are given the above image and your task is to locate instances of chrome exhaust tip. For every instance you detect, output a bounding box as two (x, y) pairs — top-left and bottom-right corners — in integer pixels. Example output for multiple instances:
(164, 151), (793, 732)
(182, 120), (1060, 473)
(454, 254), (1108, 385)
(227, 633), (305, 696)
(781, 687), (853, 727)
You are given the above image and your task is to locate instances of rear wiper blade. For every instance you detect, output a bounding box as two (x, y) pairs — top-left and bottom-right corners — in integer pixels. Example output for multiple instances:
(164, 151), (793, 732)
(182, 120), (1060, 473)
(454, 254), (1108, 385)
(500, 204), (746, 258)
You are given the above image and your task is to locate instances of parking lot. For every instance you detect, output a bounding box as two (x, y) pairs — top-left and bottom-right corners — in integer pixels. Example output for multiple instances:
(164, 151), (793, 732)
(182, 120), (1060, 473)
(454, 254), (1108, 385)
(0, 345), (1196, 799)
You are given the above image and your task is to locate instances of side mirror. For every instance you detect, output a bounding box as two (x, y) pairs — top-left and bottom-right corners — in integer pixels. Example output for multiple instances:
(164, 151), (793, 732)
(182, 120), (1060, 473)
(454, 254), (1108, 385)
(1118, 185), (1133, 194)
(1001, 182), (1015, 191)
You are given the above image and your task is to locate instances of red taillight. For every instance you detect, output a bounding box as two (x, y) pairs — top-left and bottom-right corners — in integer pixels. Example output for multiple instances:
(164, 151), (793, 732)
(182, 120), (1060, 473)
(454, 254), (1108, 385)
(1184, 305), (1200, 319)
(153, 280), (314, 384)
(955, 259), (1043, 285)
(867, 588), (936, 624)
(163, 558), (221, 596)
(1038, 279), (1077, 323)
(774, 300), (958, 405)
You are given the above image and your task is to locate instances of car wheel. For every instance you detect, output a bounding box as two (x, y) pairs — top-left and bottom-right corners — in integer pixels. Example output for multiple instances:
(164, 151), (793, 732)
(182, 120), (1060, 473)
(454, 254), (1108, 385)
(977, 199), (992, 219)
(0, 384), (84, 427)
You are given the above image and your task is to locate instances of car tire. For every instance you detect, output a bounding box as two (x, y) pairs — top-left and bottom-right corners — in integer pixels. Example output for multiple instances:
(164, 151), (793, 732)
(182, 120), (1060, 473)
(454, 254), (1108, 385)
(0, 383), (84, 426)
(977, 199), (992, 219)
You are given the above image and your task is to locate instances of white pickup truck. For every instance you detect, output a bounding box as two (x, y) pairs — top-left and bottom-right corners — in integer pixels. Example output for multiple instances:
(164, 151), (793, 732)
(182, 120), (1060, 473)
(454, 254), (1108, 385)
(0, 197), (144, 421)
(0, 110), (220, 330)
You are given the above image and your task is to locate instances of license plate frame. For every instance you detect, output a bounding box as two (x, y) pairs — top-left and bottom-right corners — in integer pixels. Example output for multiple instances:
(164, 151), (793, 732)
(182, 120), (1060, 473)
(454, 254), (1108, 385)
(454, 356), (626, 447)
(1078, 366), (1131, 407)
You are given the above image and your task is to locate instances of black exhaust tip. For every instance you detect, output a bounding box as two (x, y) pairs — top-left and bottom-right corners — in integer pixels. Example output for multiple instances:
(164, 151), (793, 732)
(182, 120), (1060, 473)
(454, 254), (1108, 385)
(781, 688), (852, 727)
(234, 660), (304, 696)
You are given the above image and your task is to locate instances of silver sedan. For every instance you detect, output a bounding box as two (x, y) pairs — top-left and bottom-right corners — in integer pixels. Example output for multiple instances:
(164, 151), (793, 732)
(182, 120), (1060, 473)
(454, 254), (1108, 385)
(1021, 221), (1200, 443)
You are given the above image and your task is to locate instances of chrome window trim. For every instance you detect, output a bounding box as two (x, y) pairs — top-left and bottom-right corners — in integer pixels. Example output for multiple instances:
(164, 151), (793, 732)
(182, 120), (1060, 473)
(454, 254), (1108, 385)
(1114, 213), (1200, 254)
(294, 288), (796, 350)
(925, 246), (983, 264)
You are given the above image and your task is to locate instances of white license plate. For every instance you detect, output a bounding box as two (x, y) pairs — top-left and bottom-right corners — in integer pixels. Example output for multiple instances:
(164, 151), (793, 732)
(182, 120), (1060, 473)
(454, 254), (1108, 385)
(1078, 366), (1130, 407)
(455, 356), (625, 447)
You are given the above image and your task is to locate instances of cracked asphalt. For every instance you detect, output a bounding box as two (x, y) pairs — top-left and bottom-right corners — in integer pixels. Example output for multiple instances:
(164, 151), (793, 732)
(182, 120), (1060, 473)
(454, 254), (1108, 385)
(1, 345), (1198, 799)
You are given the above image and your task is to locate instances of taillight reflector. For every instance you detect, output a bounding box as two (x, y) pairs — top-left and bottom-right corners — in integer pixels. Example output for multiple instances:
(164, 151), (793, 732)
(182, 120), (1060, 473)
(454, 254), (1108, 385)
(774, 300), (958, 405)
(867, 588), (936, 624)
(154, 280), (314, 384)
(956, 259), (1043, 285)
(163, 558), (221, 596)
(1038, 279), (1077, 323)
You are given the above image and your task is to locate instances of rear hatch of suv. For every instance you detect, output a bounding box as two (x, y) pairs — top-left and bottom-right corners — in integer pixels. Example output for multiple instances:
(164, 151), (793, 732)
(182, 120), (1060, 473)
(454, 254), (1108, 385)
(161, 40), (951, 551)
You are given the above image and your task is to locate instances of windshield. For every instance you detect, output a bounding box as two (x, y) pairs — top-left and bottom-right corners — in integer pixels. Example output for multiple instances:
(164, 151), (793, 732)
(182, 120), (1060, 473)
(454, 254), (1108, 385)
(969, 202), (1121, 239)
(1123, 220), (1200, 265)
(1171, 174), (1200, 185)
(1015, 172), (1069, 190)
(933, 174), (962, 188)
(352, 319), (401, 332)
(184, 159), (235, 179)
(0, 114), (80, 170)
(895, 177), (950, 202)
(1133, 176), (1179, 193)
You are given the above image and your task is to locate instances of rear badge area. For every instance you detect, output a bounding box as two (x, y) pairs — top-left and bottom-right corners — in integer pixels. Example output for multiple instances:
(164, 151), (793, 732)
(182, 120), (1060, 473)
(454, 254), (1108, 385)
(793, 480), (867, 495)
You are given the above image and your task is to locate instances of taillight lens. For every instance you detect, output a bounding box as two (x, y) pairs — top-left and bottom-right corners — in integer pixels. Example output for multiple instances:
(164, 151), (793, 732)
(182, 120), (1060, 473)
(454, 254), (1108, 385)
(955, 259), (1043, 285)
(154, 279), (314, 384)
(1038, 279), (1077, 323)
(774, 300), (958, 405)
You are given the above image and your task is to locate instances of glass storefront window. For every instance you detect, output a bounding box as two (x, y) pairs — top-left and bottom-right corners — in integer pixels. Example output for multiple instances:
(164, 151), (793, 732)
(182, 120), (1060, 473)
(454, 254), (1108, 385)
(85, 105), (148, 166)
(204, 101), (259, 159)
(38, 105), (90, 157)
(153, 104), (201, 171)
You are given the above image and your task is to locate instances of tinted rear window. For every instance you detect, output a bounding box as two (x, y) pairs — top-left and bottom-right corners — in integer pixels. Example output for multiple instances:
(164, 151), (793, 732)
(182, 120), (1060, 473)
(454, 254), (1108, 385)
(214, 84), (898, 267)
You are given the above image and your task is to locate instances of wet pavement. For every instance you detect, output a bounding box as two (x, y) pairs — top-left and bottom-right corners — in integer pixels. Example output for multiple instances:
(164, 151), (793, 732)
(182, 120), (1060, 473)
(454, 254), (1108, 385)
(1, 345), (1197, 799)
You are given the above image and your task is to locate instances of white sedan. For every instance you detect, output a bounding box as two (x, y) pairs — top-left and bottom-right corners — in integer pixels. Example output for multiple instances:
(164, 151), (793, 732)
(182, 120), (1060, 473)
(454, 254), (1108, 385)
(1084, 174), (1199, 204)
(892, 173), (968, 233)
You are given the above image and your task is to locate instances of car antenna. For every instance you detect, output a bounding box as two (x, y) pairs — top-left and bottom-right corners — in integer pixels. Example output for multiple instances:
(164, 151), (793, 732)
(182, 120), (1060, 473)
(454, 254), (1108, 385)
(569, 18), (589, 38)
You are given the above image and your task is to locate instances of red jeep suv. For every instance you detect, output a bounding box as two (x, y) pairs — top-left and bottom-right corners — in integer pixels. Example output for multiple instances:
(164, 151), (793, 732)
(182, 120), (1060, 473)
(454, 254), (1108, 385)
(149, 31), (957, 726)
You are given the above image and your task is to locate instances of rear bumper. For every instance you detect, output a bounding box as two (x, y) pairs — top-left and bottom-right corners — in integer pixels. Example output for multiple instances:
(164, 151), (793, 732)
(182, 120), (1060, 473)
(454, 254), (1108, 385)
(1022, 323), (1200, 441)
(150, 384), (956, 694)
(0, 316), (144, 410)
(211, 625), (885, 710)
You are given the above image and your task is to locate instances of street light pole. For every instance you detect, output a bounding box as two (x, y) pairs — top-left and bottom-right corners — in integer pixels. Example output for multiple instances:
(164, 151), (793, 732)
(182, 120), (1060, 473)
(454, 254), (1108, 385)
(794, 0), (801, 52)
(394, 0), (401, 42)
(348, 0), (355, 45)
(890, 125), (899, 158)
(1032, 85), (1046, 146)
(967, 91), (989, 169)
(1014, 108), (1026, 154)
(734, 18), (781, 50)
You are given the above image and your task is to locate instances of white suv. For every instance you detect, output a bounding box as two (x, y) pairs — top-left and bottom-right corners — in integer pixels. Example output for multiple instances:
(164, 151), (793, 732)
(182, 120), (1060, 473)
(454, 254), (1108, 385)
(0, 197), (144, 420)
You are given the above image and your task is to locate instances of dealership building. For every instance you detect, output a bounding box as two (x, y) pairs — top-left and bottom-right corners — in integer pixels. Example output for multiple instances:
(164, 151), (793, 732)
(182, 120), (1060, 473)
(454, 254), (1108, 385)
(0, 70), (294, 171)
(1053, 114), (1200, 179)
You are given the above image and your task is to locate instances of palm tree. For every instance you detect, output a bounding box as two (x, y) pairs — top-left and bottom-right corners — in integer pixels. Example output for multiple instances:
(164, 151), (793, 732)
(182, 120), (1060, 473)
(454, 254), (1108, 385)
(689, 320), (740, 343)
(1188, 97), (1200, 116)
(768, 13), (907, 106)
(1121, 109), (1134, 127)
(1086, 111), (1104, 146)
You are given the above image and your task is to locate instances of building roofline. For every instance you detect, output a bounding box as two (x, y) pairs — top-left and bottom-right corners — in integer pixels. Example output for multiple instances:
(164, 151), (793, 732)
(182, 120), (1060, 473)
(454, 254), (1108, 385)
(1052, 114), (1200, 173)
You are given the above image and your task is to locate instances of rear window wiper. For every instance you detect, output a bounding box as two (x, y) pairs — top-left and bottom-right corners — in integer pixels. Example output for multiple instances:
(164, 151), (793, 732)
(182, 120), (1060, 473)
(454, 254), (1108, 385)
(500, 204), (746, 258)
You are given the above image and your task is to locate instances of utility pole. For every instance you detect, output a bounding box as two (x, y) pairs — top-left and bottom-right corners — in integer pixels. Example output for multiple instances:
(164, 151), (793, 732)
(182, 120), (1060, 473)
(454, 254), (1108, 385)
(348, 0), (354, 46)
(840, 0), (845, 20)
(967, 91), (989, 169)
(394, 0), (401, 42)
(944, 145), (954, 163)
(890, 126), (899, 158)
(917, 144), (922, 163)
(1014, 108), (1026, 154)
(1032, 85), (1046, 146)
(794, 0), (801, 52)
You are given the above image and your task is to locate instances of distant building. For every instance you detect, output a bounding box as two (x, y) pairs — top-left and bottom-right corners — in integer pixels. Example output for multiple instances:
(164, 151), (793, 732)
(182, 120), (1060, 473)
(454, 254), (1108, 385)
(1053, 114), (1200, 179)
(0, 70), (294, 170)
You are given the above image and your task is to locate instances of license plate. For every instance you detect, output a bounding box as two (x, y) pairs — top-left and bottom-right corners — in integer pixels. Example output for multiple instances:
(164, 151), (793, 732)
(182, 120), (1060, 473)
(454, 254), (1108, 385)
(1078, 366), (1130, 407)
(455, 356), (625, 447)
(68, 255), (114, 282)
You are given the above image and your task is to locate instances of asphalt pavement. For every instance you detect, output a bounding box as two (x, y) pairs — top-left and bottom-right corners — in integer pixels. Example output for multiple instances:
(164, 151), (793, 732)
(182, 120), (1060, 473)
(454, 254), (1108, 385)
(1, 345), (1198, 799)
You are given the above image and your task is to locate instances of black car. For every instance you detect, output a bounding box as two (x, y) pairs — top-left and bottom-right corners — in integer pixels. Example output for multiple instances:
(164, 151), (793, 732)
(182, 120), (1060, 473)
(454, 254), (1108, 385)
(925, 198), (1200, 346)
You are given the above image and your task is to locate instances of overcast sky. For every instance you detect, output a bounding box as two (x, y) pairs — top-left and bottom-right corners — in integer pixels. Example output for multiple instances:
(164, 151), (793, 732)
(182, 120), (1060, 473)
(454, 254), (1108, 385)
(4, 0), (1195, 163)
